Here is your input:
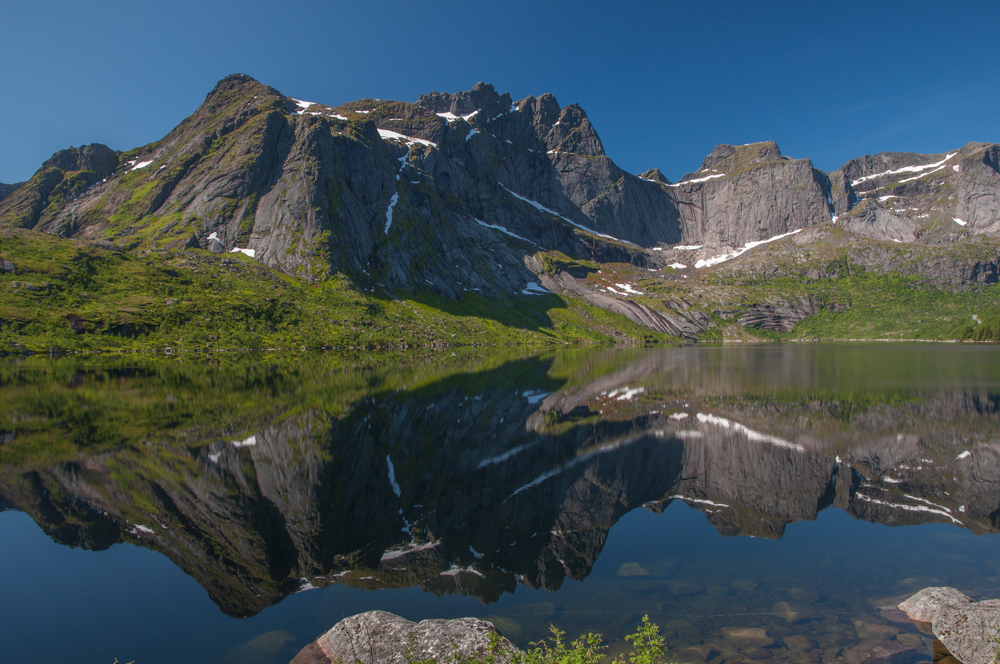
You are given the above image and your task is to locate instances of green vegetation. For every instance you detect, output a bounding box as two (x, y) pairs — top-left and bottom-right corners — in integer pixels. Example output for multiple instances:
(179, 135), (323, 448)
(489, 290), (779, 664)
(0, 229), (675, 353)
(396, 617), (668, 664)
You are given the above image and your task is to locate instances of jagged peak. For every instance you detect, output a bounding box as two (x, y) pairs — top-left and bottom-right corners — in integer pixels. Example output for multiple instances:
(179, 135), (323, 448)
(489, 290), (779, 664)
(638, 168), (672, 185)
(700, 141), (783, 173)
(42, 143), (118, 176)
(416, 82), (512, 119)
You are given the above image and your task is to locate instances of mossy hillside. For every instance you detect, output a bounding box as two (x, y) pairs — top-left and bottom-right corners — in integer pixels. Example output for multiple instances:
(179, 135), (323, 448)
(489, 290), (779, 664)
(0, 229), (675, 353)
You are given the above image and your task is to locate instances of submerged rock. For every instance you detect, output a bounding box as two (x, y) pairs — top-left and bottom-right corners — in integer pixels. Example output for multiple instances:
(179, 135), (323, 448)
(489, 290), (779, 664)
(290, 611), (517, 664)
(721, 626), (773, 648)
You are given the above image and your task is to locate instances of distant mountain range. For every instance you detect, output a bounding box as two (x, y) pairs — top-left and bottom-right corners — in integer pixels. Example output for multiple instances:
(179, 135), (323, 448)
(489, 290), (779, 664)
(1, 74), (998, 344)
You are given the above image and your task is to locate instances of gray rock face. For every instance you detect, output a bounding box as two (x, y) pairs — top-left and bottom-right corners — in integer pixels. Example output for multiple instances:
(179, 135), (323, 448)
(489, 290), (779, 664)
(934, 598), (1000, 664)
(290, 611), (517, 664)
(657, 142), (832, 249)
(839, 199), (918, 243)
(898, 587), (972, 625)
(836, 142), (1000, 244)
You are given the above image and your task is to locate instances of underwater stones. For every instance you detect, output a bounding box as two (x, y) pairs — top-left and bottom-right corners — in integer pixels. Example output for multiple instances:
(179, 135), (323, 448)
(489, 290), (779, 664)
(853, 621), (899, 641)
(781, 634), (815, 652)
(732, 579), (757, 592)
(671, 580), (703, 596)
(894, 633), (922, 648)
(842, 639), (916, 664)
(290, 611), (517, 664)
(617, 562), (650, 576)
(676, 644), (719, 662)
(706, 585), (730, 598)
(897, 586), (971, 626)
(663, 619), (699, 638)
(773, 601), (820, 624)
(722, 627), (774, 649)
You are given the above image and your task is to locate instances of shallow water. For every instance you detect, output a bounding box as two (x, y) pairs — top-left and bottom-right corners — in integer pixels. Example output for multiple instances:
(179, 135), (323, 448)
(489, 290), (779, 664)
(1, 344), (998, 664)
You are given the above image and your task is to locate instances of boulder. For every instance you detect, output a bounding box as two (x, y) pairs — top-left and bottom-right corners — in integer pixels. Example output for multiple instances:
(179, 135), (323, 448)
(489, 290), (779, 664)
(0, 258), (15, 274)
(897, 587), (971, 627)
(290, 611), (517, 664)
(721, 627), (774, 649)
(843, 640), (916, 664)
(933, 598), (1000, 664)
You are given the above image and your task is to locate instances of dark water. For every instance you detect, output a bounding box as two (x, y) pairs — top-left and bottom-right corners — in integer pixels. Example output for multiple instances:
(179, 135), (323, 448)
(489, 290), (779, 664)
(1, 344), (998, 664)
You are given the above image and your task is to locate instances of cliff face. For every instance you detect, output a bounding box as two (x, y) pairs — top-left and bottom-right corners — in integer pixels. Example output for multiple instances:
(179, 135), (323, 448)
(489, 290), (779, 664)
(643, 142), (833, 249)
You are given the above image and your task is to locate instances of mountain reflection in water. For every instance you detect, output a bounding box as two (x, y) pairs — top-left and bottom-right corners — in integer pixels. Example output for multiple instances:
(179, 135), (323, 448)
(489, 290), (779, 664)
(1, 344), (999, 662)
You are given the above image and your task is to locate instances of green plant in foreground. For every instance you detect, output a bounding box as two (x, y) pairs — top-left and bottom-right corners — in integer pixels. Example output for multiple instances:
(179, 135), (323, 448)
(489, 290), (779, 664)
(513, 617), (667, 664)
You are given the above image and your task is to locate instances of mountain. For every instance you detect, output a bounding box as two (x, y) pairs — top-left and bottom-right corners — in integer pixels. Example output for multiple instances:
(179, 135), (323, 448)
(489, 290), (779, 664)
(1, 74), (999, 348)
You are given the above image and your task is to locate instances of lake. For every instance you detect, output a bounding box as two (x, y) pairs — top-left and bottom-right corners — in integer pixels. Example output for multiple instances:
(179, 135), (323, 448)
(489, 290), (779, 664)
(1, 344), (998, 664)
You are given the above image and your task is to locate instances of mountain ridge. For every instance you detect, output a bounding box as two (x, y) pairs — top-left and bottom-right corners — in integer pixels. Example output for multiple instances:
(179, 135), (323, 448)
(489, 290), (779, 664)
(1, 73), (999, 348)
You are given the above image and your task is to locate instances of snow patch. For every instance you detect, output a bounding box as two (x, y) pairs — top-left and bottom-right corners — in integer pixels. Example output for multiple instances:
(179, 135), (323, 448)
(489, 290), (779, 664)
(666, 173), (725, 187)
(377, 128), (437, 147)
(669, 495), (729, 508)
(669, 412), (689, 420)
(133, 525), (155, 535)
(696, 412), (804, 451)
(957, 450), (971, 460)
(851, 153), (957, 185)
(614, 283), (642, 295)
(384, 192), (399, 234)
(668, 263), (687, 269)
(386, 455), (401, 497)
(436, 110), (480, 122)
(477, 442), (536, 469)
(230, 247), (256, 258)
(466, 128), (479, 141)
(131, 160), (153, 171)
(380, 541), (438, 561)
(440, 565), (485, 578)
(475, 218), (536, 245)
(231, 435), (257, 448)
(953, 218), (967, 226)
(522, 390), (550, 404)
(673, 245), (703, 251)
(521, 281), (552, 296)
(856, 492), (962, 525)
(499, 185), (633, 245)
(694, 229), (802, 269)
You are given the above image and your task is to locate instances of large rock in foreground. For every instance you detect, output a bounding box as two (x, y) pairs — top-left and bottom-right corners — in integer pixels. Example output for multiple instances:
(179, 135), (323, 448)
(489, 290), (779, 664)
(898, 587), (1000, 664)
(290, 611), (518, 664)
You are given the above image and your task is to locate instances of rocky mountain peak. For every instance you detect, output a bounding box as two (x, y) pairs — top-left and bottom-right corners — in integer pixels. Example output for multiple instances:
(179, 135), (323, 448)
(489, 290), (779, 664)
(42, 143), (118, 176)
(638, 168), (671, 184)
(415, 81), (512, 120)
(699, 141), (784, 173)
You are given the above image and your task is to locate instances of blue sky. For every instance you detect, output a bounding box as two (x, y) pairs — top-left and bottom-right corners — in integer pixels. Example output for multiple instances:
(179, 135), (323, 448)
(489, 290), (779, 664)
(2, 0), (998, 183)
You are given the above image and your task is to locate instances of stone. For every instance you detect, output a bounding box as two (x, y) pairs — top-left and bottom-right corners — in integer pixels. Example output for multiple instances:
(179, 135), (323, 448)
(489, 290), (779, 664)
(707, 585), (730, 598)
(289, 611), (517, 664)
(722, 627), (774, 649)
(617, 562), (650, 576)
(732, 579), (758, 592)
(853, 621), (899, 641)
(773, 601), (819, 624)
(894, 633), (922, 648)
(662, 619), (699, 638)
(843, 640), (916, 664)
(738, 645), (773, 660)
(676, 644), (719, 663)
(670, 580), (703, 596)
(0, 258), (15, 274)
(897, 587), (971, 626)
(782, 635), (816, 652)
(933, 598), (1000, 664)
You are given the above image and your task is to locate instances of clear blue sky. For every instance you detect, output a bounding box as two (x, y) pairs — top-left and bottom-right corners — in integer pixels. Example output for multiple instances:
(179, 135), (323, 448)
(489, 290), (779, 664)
(2, 0), (998, 184)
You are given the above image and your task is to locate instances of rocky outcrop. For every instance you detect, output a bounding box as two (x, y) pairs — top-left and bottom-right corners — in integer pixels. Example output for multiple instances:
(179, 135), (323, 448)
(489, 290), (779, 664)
(650, 142), (832, 249)
(899, 588), (1000, 664)
(291, 611), (517, 664)
(0, 182), (21, 203)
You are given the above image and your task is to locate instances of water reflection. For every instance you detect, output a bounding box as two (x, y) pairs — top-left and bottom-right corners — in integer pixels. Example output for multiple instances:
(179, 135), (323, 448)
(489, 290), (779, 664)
(0, 345), (998, 661)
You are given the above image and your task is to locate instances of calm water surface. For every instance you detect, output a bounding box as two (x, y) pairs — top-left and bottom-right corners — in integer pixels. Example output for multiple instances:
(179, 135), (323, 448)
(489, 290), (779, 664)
(1, 344), (998, 664)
